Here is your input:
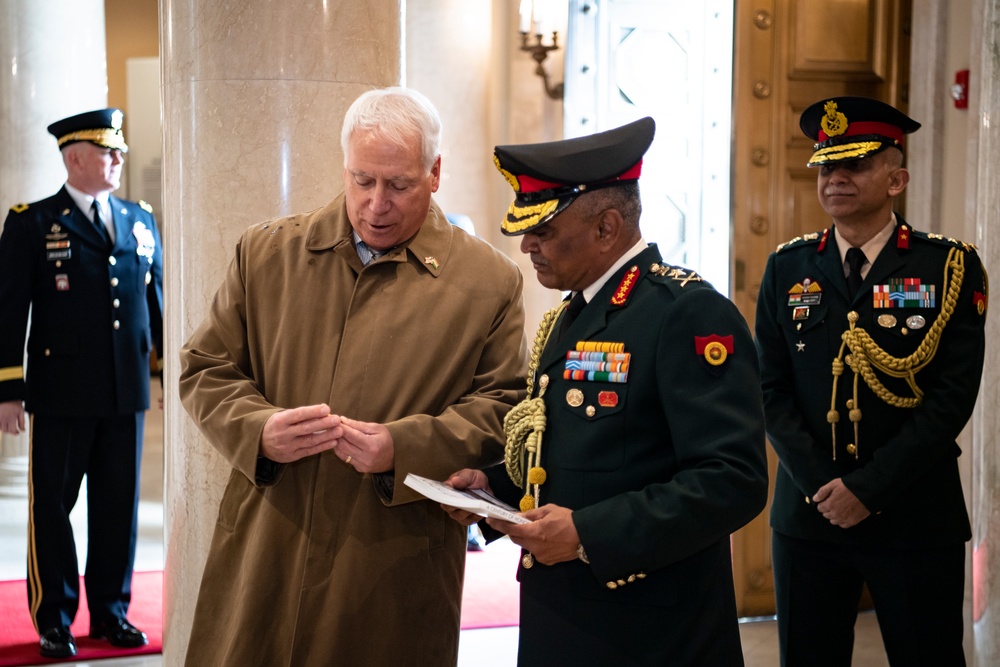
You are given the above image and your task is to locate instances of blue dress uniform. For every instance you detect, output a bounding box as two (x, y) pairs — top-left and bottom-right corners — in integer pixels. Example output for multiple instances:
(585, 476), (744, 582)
(0, 111), (163, 644)
(755, 97), (988, 666)
(487, 118), (769, 666)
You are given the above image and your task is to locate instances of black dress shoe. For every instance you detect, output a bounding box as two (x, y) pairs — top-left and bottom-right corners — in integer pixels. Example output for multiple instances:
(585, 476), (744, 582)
(39, 627), (77, 658)
(90, 617), (148, 648)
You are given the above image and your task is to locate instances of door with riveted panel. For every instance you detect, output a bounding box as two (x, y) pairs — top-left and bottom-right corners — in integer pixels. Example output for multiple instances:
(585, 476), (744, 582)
(730, 0), (912, 616)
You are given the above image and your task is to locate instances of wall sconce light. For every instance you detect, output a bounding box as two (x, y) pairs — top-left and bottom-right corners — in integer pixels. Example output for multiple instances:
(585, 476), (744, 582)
(519, 0), (565, 100)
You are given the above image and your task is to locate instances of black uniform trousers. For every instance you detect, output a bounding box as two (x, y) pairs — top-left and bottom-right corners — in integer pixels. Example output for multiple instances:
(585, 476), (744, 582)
(28, 411), (144, 632)
(773, 530), (965, 667)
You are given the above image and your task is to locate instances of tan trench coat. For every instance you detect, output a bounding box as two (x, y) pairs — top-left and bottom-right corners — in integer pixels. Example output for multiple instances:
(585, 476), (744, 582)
(179, 194), (527, 666)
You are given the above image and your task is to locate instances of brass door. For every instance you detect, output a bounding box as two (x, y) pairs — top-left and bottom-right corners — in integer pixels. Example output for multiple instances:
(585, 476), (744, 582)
(730, 0), (912, 616)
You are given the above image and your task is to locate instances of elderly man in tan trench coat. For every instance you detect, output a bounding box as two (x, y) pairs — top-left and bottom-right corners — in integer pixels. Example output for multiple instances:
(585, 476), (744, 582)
(179, 87), (527, 665)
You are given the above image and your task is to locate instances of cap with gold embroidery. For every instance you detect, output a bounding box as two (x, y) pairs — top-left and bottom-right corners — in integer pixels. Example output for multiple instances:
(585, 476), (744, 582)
(47, 108), (128, 153)
(800, 96), (918, 167)
(493, 117), (655, 236)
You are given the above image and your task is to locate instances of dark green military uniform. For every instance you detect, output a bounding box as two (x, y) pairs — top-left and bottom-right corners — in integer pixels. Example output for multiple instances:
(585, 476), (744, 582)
(756, 217), (986, 665)
(755, 94), (988, 667)
(490, 244), (768, 666)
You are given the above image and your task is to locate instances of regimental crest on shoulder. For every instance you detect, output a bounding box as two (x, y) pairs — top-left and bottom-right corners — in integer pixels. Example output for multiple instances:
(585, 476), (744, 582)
(10, 203), (29, 213)
(820, 100), (849, 138)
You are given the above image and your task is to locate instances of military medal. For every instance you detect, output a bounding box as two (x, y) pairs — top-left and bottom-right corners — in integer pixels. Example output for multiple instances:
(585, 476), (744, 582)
(566, 388), (584, 407)
(132, 222), (156, 263)
(877, 314), (897, 328)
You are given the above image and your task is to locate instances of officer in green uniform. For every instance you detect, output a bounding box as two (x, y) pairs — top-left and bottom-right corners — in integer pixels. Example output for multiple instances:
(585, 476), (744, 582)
(443, 118), (769, 666)
(755, 97), (988, 666)
(0, 109), (162, 658)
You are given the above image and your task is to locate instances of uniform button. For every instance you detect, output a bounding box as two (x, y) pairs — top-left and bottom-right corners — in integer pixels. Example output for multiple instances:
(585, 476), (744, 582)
(145, 271), (152, 285)
(113, 320), (120, 330)
(113, 298), (120, 308)
(606, 581), (618, 590)
(110, 277), (119, 287)
(108, 255), (117, 266)
(55, 260), (62, 268)
(585, 405), (596, 417)
(44, 349), (52, 357)
(847, 443), (857, 455)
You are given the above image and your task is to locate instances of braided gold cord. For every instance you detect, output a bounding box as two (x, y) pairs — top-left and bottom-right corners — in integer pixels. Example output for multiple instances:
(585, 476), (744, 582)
(828, 247), (966, 459)
(503, 304), (564, 488)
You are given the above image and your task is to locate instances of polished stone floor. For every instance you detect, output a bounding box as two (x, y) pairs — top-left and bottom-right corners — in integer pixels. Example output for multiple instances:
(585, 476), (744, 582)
(0, 380), (892, 666)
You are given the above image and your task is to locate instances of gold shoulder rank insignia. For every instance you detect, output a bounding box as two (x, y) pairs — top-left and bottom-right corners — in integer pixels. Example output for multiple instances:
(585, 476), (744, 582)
(649, 263), (702, 287)
(10, 203), (29, 213)
(139, 200), (154, 213)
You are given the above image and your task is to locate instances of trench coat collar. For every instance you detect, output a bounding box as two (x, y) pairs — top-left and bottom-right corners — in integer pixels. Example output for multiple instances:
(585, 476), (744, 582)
(304, 192), (453, 277)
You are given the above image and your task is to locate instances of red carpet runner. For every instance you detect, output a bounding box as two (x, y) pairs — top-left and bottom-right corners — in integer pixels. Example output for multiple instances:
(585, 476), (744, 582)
(0, 571), (162, 666)
(460, 541), (520, 630)
(0, 546), (518, 665)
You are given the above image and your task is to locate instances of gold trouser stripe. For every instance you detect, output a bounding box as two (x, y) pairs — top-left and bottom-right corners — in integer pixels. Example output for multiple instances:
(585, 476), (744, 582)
(26, 419), (42, 633)
(0, 366), (24, 382)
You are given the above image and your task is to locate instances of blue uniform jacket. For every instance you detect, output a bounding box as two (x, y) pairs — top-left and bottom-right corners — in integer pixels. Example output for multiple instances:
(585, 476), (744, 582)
(0, 187), (164, 416)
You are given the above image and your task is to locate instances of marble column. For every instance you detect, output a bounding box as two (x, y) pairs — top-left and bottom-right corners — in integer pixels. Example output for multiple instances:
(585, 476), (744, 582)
(971, 1), (1000, 662)
(159, 1), (402, 662)
(0, 0), (108, 496)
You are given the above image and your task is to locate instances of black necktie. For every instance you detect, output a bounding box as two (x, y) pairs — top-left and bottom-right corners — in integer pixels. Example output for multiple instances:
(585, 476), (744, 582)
(91, 201), (110, 245)
(556, 292), (586, 342)
(846, 247), (866, 298)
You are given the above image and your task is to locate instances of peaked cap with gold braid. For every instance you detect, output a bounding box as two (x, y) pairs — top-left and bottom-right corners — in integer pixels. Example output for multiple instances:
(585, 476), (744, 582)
(47, 108), (129, 153)
(800, 96), (918, 167)
(493, 117), (654, 235)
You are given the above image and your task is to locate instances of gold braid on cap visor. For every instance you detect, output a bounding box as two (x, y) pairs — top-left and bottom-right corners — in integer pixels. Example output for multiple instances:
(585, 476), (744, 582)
(502, 199), (559, 234)
(57, 128), (128, 152)
(808, 141), (885, 166)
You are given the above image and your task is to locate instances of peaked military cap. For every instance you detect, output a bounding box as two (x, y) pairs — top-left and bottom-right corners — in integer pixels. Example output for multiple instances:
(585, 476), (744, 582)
(47, 108), (129, 153)
(494, 117), (655, 235)
(800, 96), (919, 167)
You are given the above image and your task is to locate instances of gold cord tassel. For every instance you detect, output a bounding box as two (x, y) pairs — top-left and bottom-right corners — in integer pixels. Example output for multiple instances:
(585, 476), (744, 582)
(827, 248), (965, 460)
